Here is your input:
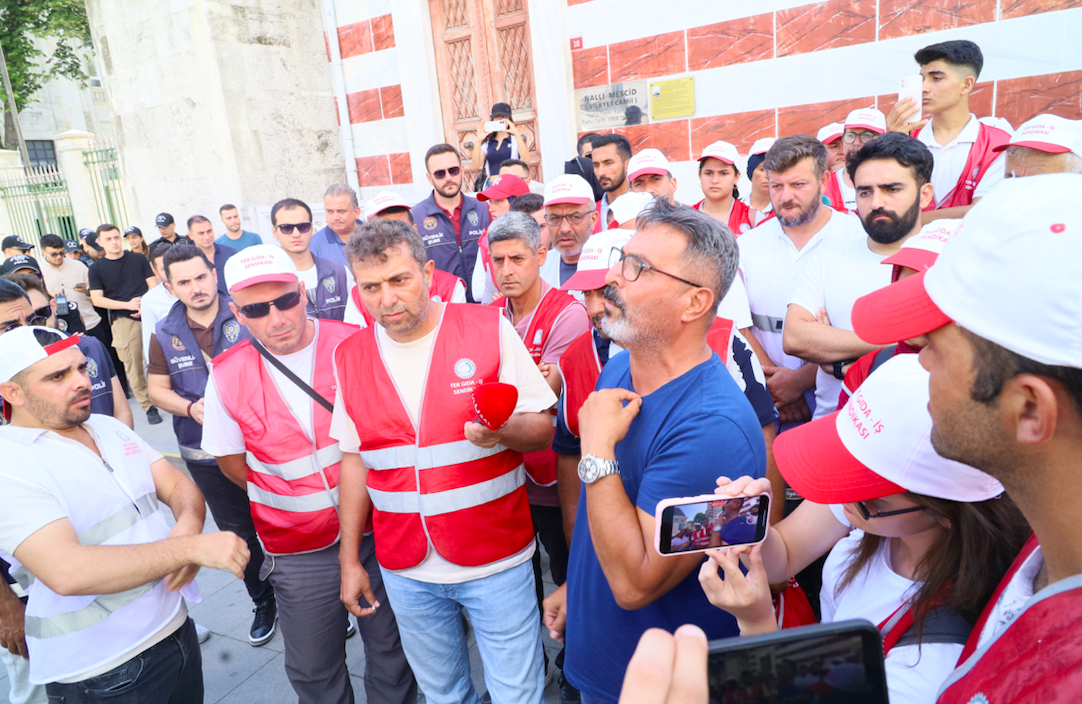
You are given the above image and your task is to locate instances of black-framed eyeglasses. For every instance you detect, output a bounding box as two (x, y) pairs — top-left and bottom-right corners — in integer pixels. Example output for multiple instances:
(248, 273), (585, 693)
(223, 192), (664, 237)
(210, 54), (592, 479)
(544, 211), (591, 227)
(2, 305), (53, 333)
(431, 166), (462, 180)
(843, 130), (879, 144)
(237, 291), (303, 319)
(608, 250), (703, 288)
(854, 501), (926, 521)
(276, 223), (312, 235)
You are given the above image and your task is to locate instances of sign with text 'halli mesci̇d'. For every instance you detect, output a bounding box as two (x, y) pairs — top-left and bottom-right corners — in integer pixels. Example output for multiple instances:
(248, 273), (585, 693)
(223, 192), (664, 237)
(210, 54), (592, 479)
(576, 81), (650, 131)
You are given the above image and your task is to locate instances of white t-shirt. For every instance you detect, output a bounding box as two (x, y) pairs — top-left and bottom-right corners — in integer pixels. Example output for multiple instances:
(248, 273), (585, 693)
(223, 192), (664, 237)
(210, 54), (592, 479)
(918, 114), (1006, 207)
(329, 311), (557, 584)
(976, 545), (1043, 649)
(343, 279), (468, 327)
(838, 174), (857, 212)
(822, 505), (963, 704)
(140, 283), (178, 368)
(718, 275), (752, 331)
(789, 224), (894, 419)
(201, 332), (318, 454)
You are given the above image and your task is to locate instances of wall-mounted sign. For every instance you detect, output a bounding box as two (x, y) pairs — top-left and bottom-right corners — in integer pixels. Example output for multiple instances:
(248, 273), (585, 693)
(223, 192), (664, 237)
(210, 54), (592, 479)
(649, 76), (695, 121)
(575, 81), (649, 131)
(571, 37), (583, 51)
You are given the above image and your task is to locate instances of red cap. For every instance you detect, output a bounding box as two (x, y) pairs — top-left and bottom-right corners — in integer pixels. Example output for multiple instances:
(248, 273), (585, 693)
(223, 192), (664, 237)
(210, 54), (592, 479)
(477, 174), (530, 202)
(851, 271), (952, 345)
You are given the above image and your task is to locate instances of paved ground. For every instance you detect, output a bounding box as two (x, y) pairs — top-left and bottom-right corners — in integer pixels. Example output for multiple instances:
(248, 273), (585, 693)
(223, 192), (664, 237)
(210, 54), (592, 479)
(1, 397), (566, 703)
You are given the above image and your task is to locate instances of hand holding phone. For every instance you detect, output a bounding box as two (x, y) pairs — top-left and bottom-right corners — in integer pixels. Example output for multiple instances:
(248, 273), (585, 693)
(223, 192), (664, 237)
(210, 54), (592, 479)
(483, 119), (508, 134)
(888, 75), (928, 134)
(699, 544), (776, 635)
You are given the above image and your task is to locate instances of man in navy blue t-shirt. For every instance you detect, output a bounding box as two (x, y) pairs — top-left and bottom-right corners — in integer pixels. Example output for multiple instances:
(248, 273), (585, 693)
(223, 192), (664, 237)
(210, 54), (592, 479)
(543, 198), (766, 703)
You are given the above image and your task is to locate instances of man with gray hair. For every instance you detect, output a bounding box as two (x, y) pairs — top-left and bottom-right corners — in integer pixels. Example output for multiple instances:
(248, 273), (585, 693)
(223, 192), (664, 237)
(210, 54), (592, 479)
(542, 198), (767, 703)
(310, 184), (361, 266)
(994, 114), (1082, 177)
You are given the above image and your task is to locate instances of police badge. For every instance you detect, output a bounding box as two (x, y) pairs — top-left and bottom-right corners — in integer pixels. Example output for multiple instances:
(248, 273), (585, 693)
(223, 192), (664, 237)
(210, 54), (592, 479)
(224, 320), (240, 343)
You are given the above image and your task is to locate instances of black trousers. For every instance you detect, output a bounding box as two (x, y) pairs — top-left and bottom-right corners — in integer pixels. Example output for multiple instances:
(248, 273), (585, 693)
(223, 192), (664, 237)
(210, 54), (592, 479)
(185, 461), (274, 605)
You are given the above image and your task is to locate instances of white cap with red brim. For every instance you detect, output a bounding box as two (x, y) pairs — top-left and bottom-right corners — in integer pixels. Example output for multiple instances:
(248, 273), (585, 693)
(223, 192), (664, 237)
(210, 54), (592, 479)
(0, 326), (80, 384)
(608, 191), (655, 228)
(224, 244), (300, 293)
(698, 140), (740, 164)
(844, 108), (886, 134)
(627, 148), (670, 182)
(544, 174), (595, 207)
(748, 138), (776, 156)
(992, 114), (1082, 155)
(880, 219), (961, 274)
(775, 354), (1004, 504)
(561, 229), (633, 292)
(817, 123), (845, 144)
(851, 173), (1082, 370)
(365, 191), (411, 219)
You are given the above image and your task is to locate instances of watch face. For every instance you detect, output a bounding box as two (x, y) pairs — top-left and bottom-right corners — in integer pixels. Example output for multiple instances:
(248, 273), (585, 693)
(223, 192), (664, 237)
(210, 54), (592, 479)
(579, 456), (599, 483)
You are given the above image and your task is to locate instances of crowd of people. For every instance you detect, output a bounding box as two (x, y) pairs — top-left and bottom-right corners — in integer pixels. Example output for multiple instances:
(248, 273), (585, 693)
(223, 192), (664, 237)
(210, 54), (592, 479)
(0, 37), (1080, 704)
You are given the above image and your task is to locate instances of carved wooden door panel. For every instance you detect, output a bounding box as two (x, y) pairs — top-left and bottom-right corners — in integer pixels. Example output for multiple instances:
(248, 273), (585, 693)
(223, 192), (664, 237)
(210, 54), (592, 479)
(429, 0), (542, 188)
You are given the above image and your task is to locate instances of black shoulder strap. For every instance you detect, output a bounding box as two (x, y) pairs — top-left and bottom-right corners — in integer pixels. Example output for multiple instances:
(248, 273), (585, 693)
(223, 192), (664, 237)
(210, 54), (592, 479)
(251, 339), (334, 413)
(894, 606), (972, 649)
(869, 344), (899, 375)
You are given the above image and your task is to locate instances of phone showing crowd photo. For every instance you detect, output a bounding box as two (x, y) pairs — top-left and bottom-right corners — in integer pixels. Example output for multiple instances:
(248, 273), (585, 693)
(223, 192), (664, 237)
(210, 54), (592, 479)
(898, 75), (923, 112)
(707, 620), (889, 704)
(654, 493), (769, 556)
(483, 120), (508, 133)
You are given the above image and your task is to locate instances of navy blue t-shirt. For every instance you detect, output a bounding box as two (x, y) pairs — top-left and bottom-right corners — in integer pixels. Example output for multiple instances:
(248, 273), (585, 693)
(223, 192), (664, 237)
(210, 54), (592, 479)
(564, 351), (767, 703)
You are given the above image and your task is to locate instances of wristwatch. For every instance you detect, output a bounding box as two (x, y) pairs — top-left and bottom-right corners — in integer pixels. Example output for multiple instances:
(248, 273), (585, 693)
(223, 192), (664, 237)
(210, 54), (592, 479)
(833, 358), (858, 380)
(578, 454), (620, 484)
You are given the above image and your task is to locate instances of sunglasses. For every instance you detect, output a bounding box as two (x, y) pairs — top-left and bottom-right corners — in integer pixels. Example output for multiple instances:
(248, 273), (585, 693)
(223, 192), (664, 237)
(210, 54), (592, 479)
(237, 290), (303, 319)
(853, 501), (926, 521)
(431, 166), (462, 180)
(276, 223), (312, 235)
(2, 305), (52, 333)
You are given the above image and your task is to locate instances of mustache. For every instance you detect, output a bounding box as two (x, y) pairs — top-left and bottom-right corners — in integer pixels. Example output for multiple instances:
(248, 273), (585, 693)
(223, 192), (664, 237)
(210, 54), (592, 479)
(603, 284), (625, 313)
(866, 208), (898, 221)
(71, 389), (91, 404)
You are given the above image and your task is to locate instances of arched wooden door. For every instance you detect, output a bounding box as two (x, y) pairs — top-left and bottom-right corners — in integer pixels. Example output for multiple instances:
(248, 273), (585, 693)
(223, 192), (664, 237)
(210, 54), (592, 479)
(429, 0), (542, 189)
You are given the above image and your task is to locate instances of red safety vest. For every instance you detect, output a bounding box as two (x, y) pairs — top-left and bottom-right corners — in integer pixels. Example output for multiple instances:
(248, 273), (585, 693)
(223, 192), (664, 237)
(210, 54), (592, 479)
(211, 320), (355, 555)
(334, 303), (534, 571)
(823, 171), (850, 215)
(496, 287), (583, 486)
(350, 269), (464, 327)
(916, 122), (1011, 210)
(692, 199), (754, 235)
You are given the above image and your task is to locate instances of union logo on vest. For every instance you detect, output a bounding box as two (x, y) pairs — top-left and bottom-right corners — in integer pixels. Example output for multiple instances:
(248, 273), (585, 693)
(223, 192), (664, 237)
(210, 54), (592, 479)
(454, 358), (476, 380)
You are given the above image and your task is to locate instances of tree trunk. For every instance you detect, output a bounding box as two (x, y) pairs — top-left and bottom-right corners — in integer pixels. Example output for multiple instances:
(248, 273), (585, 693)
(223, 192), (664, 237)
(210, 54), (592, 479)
(2, 107), (13, 152)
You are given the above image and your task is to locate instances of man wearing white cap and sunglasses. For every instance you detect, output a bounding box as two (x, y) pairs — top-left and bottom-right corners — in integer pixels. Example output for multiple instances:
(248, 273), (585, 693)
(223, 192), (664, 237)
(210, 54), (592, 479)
(0, 325), (250, 703)
(996, 113), (1082, 178)
(201, 245), (416, 704)
(849, 173), (1082, 702)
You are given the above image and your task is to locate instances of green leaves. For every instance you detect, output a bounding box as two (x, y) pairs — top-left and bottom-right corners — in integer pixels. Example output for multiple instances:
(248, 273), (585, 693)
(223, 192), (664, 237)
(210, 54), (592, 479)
(0, 0), (91, 114)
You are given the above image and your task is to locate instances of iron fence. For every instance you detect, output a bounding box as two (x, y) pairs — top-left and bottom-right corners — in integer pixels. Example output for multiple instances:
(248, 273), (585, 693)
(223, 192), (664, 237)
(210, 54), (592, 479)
(0, 165), (77, 246)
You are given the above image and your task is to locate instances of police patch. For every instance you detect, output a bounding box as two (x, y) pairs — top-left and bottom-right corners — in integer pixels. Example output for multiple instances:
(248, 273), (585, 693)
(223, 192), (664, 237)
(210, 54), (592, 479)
(171, 335), (186, 351)
(86, 357), (99, 379)
(467, 211), (479, 226)
(454, 358), (476, 380)
(224, 320), (240, 343)
(423, 216), (438, 230)
(322, 276), (336, 294)
(58, 319), (67, 332)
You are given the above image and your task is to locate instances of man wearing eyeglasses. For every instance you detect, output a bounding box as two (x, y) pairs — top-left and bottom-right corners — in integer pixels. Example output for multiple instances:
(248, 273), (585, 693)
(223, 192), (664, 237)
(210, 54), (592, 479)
(411, 143), (490, 302)
(538, 174), (598, 293)
(270, 197), (349, 321)
(37, 234), (102, 339)
(823, 108), (886, 213)
(201, 244), (416, 704)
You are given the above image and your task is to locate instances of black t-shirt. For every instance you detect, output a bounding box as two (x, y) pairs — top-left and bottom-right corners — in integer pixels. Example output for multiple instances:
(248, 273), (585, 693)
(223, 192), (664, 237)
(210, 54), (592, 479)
(88, 252), (154, 320)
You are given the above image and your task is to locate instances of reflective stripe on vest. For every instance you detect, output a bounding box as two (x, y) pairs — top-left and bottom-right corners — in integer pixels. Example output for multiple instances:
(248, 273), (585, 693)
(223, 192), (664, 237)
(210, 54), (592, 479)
(752, 312), (784, 333)
(361, 438), (504, 471)
(76, 492), (159, 546)
(247, 482), (340, 513)
(368, 465), (524, 516)
(247, 444), (344, 482)
(24, 580), (161, 640)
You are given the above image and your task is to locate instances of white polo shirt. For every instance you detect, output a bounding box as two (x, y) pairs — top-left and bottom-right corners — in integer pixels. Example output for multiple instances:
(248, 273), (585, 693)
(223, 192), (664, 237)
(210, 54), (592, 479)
(789, 226), (895, 419)
(737, 208), (863, 371)
(918, 114), (1006, 207)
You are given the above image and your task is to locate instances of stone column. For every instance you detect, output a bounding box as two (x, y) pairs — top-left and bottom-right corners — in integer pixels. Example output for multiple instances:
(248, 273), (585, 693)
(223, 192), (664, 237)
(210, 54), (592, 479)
(0, 149), (24, 240)
(53, 129), (99, 230)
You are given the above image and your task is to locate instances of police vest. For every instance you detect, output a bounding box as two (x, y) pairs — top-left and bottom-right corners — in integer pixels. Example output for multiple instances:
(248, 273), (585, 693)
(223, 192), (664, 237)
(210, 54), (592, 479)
(916, 122), (1012, 210)
(496, 286), (583, 487)
(411, 192), (490, 301)
(306, 255), (348, 321)
(210, 320), (352, 555)
(78, 336), (115, 417)
(0, 415), (197, 685)
(334, 303), (534, 571)
(155, 296), (249, 464)
(350, 269), (464, 327)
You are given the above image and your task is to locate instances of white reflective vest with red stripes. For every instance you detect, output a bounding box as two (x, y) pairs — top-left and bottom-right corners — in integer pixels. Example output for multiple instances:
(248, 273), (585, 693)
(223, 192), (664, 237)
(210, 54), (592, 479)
(334, 303), (535, 571)
(351, 269), (465, 327)
(211, 320), (354, 555)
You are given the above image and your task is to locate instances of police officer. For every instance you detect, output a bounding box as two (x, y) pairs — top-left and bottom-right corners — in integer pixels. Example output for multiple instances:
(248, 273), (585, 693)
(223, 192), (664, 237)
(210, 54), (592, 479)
(270, 198), (349, 321)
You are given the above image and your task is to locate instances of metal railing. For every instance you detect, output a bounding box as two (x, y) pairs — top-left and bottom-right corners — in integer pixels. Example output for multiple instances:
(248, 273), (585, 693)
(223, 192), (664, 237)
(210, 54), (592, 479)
(0, 165), (77, 246)
(84, 141), (129, 231)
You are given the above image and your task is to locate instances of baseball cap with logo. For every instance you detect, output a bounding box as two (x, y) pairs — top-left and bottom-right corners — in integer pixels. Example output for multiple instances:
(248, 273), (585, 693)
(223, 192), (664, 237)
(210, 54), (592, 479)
(844, 108), (887, 134)
(364, 190), (412, 219)
(698, 141), (740, 165)
(880, 218), (960, 279)
(775, 354), (1005, 503)
(155, 213), (174, 227)
(992, 113), (1082, 155)
(851, 173), (1082, 369)
(0, 254), (40, 276)
(0, 326), (80, 384)
(817, 122), (845, 144)
(561, 229), (632, 292)
(477, 174), (530, 202)
(63, 240), (82, 254)
(83, 232), (104, 253)
(627, 149), (670, 182)
(749, 138), (776, 157)
(78, 228), (93, 240)
(224, 244), (299, 292)
(544, 174), (595, 207)
(2, 236), (33, 251)
(124, 225), (143, 237)
(607, 191), (655, 229)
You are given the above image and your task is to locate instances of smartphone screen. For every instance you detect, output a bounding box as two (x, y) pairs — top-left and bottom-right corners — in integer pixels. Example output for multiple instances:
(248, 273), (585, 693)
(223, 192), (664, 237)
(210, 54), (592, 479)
(657, 494), (768, 555)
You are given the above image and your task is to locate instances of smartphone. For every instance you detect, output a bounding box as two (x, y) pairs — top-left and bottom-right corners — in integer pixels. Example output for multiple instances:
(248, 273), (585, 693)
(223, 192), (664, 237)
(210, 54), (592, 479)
(483, 119), (508, 133)
(708, 619), (889, 703)
(898, 75), (923, 110)
(655, 493), (769, 556)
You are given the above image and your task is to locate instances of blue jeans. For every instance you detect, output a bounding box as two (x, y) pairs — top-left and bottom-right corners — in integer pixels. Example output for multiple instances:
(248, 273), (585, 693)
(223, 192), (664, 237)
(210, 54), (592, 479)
(380, 559), (545, 704)
(44, 618), (202, 704)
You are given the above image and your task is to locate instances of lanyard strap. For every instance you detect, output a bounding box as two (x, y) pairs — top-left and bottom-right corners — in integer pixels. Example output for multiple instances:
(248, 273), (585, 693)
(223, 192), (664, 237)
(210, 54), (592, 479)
(251, 339), (334, 413)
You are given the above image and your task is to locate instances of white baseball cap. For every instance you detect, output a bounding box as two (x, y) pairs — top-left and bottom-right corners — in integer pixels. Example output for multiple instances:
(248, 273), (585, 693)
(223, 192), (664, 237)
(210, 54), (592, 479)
(224, 244), (300, 293)
(561, 229), (633, 292)
(365, 191), (411, 219)
(627, 148), (670, 182)
(698, 140), (739, 165)
(544, 174), (595, 207)
(817, 122), (845, 144)
(880, 218), (961, 275)
(851, 173), (1082, 370)
(748, 138), (776, 156)
(0, 326), (80, 384)
(608, 191), (655, 228)
(844, 108), (886, 134)
(775, 354), (1005, 503)
(993, 114), (1081, 155)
